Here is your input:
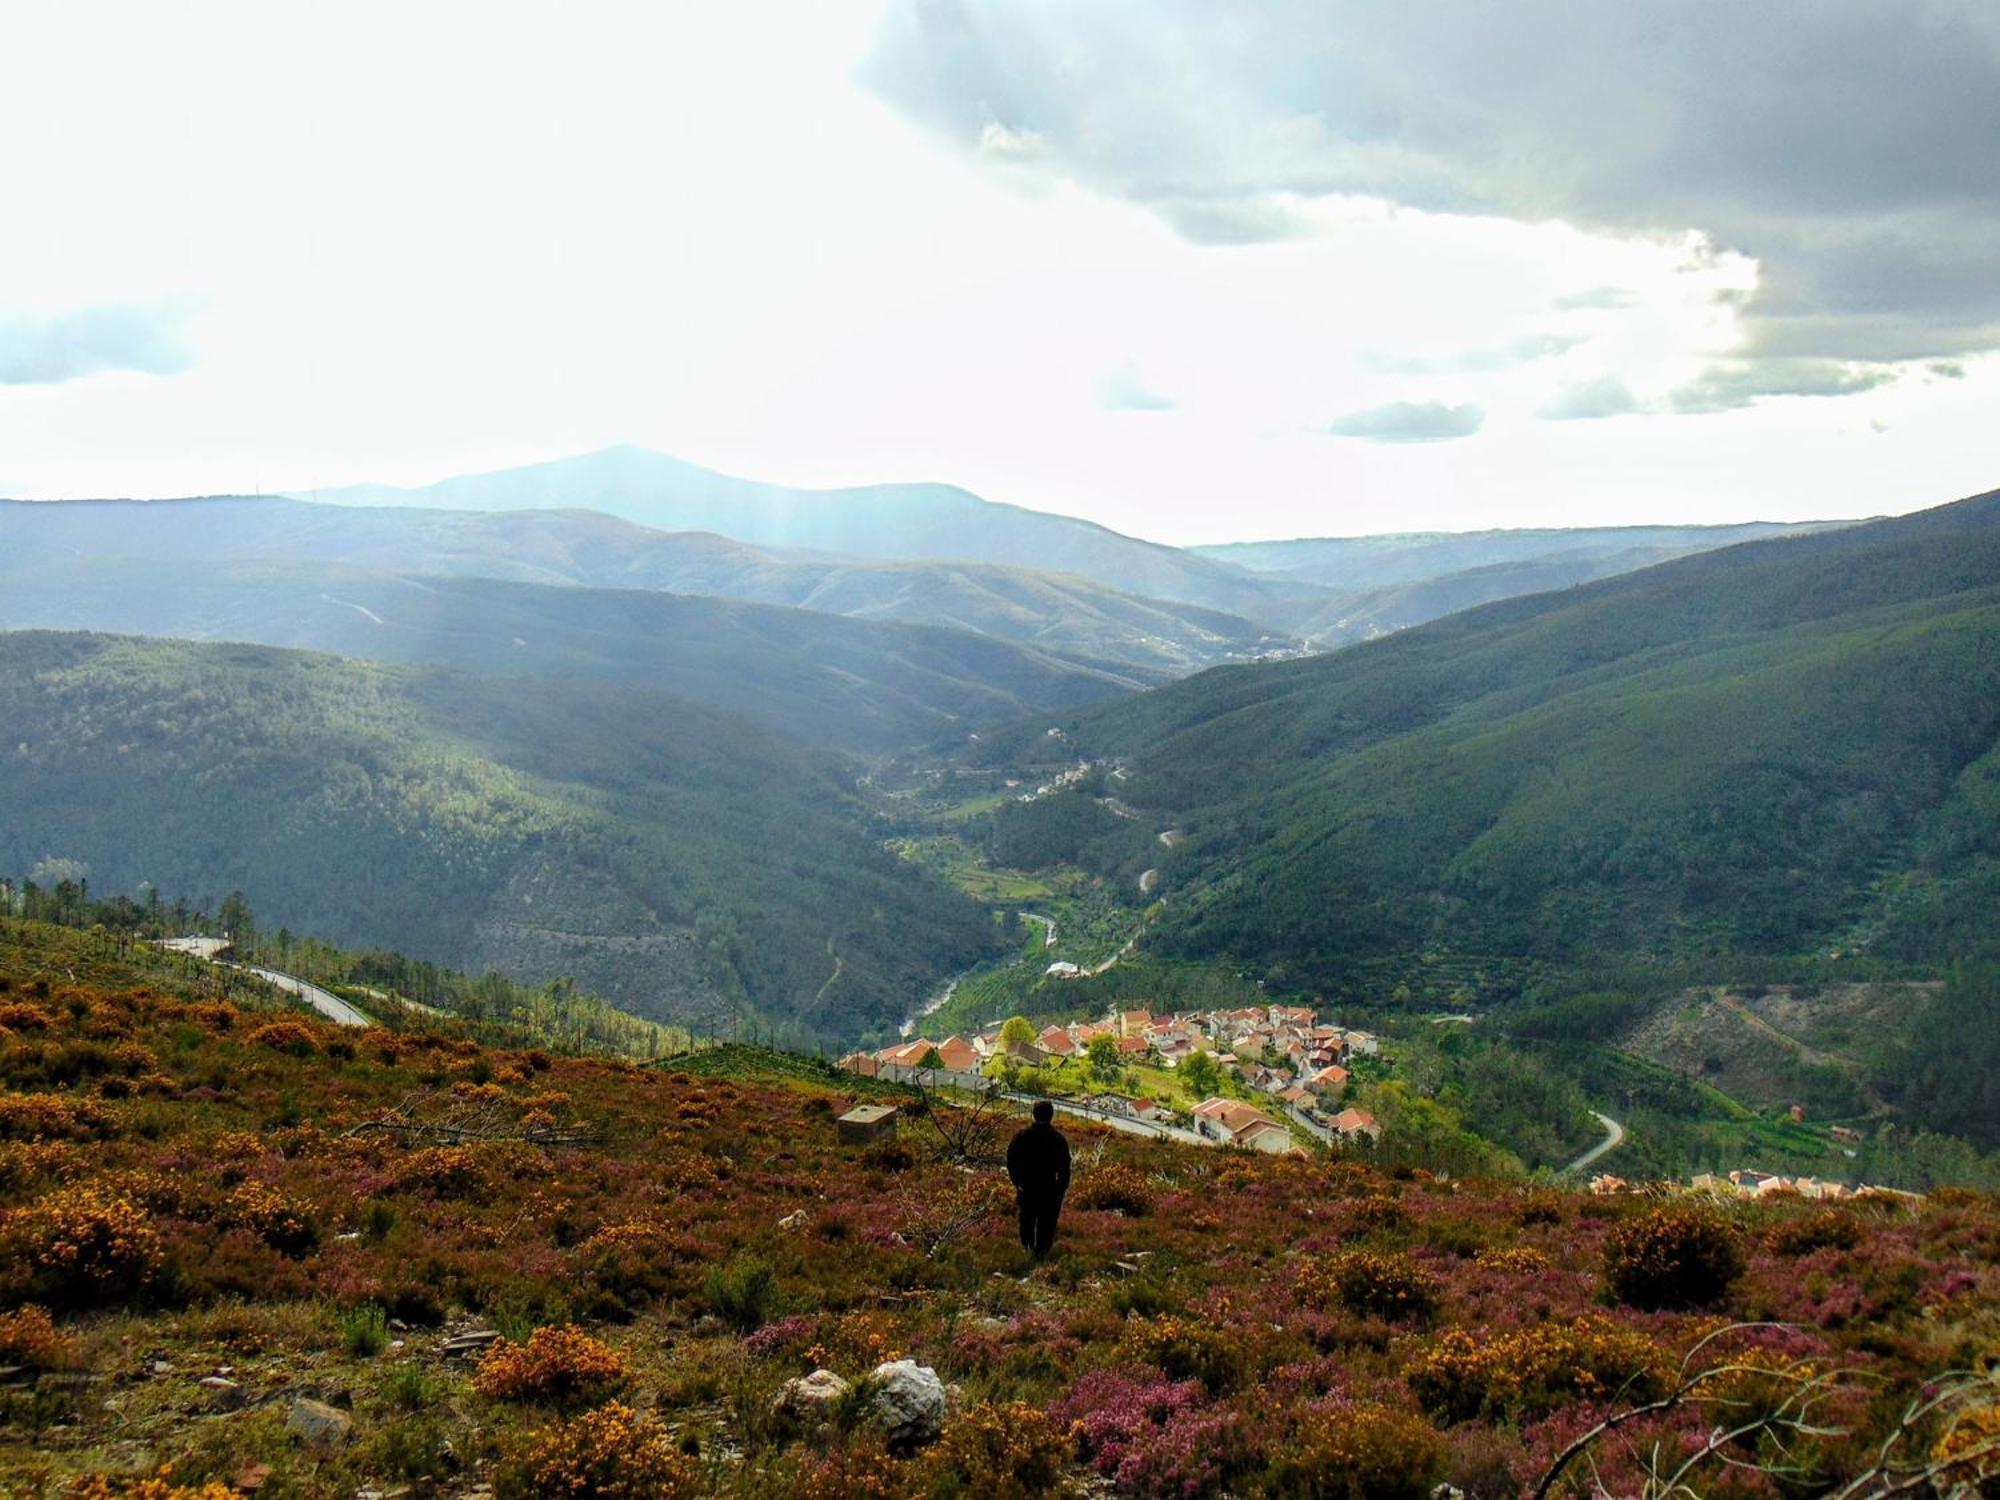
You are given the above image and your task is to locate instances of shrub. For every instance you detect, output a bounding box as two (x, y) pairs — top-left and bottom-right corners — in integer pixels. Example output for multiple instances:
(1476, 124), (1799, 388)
(1073, 1163), (1153, 1217)
(1603, 1206), (1743, 1310)
(476, 1326), (630, 1408)
(1405, 1316), (1663, 1423)
(1051, 1370), (1210, 1490)
(1516, 1191), (1566, 1226)
(704, 1253), (780, 1333)
(498, 1401), (701, 1499)
(0, 1304), (76, 1369)
(923, 1400), (1070, 1498)
(8, 1183), (166, 1308)
(577, 1221), (698, 1316)
(1471, 1245), (1549, 1274)
(0, 1092), (112, 1142)
(1347, 1195), (1410, 1233)
(1296, 1251), (1440, 1323)
(1262, 1404), (1446, 1500)
(221, 1182), (319, 1256)
(339, 1303), (390, 1357)
(66, 1470), (238, 1499)
(244, 1020), (320, 1056)
(1766, 1208), (1863, 1257)
(1124, 1315), (1251, 1395)
(391, 1146), (485, 1199)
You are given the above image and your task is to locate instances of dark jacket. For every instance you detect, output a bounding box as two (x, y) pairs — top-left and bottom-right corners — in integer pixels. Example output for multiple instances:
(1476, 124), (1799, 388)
(1006, 1120), (1071, 1201)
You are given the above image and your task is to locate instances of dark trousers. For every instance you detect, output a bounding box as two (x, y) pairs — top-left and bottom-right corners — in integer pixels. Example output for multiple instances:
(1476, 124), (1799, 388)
(1018, 1191), (1063, 1256)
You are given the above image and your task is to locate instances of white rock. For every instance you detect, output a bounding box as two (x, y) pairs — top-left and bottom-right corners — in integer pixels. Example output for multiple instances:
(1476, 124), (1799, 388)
(772, 1368), (850, 1420)
(867, 1359), (946, 1451)
(286, 1398), (353, 1446)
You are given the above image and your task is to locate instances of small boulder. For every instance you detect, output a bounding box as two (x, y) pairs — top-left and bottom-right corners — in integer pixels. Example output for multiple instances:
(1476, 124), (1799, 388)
(777, 1209), (809, 1231)
(285, 1397), (352, 1447)
(199, 1375), (246, 1411)
(772, 1368), (850, 1422)
(867, 1359), (946, 1452)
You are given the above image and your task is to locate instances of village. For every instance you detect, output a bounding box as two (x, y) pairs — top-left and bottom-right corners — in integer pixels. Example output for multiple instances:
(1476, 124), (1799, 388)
(842, 1002), (1385, 1154)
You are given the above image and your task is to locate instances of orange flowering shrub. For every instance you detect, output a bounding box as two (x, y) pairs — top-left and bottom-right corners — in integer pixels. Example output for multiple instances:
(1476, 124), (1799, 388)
(1472, 1245), (1550, 1274)
(1603, 1205), (1743, 1310)
(1124, 1314), (1252, 1395)
(0, 1092), (112, 1142)
(9, 1182), (165, 1306)
(498, 1401), (701, 1499)
(0, 1003), (51, 1032)
(67, 1469), (237, 1499)
(475, 1326), (630, 1407)
(1262, 1404), (1445, 1500)
(220, 1181), (319, 1255)
(1406, 1316), (1663, 1422)
(0, 1140), (73, 1192)
(1296, 1250), (1440, 1322)
(391, 1146), (485, 1198)
(1766, 1207), (1863, 1256)
(0, 1304), (78, 1368)
(1932, 1402), (2000, 1487)
(922, 1400), (1070, 1499)
(1072, 1163), (1153, 1217)
(244, 1020), (320, 1056)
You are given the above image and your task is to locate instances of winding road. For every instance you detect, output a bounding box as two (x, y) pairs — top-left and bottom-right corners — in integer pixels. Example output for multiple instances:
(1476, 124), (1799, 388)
(153, 938), (374, 1028)
(1561, 1111), (1627, 1177)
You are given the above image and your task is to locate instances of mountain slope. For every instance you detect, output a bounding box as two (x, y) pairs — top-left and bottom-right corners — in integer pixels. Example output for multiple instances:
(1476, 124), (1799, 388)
(0, 496), (1292, 676)
(1005, 489), (2000, 991)
(296, 445), (1336, 627)
(0, 631), (1000, 1041)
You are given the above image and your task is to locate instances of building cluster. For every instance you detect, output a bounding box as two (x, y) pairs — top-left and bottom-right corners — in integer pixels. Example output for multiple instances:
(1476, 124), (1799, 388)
(841, 1003), (1382, 1149)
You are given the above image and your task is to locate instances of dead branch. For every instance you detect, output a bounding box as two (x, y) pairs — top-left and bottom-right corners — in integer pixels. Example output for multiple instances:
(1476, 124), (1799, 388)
(341, 1087), (599, 1147)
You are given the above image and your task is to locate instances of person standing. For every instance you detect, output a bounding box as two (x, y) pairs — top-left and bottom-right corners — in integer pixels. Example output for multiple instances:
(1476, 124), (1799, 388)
(1006, 1100), (1071, 1258)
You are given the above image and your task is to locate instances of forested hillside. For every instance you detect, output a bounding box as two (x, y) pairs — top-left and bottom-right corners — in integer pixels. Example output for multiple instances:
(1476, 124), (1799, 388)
(0, 496), (1289, 676)
(1000, 489), (2000, 993)
(0, 632), (999, 1042)
(0, 550), (1151, 755)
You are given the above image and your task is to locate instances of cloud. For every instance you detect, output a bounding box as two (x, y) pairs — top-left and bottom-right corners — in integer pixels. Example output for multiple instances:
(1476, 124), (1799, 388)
(1326, 400), (1482, 443)
(1098, 363), (1177, 411)
(1374, 333), (1583, 376)
(0, 303), (194, 385)
(1666, 359), (1899, 415)
(863, 2), (2000, 367)
(1539, 375), (1640, 421)
(1552, 287), (1638, 312)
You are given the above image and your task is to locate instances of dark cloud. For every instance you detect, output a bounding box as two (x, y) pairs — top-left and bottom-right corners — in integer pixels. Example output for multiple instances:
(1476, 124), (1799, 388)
(1538, 375), (1640, 421)
(1098, 363), (1177, 411)
(1326, 400), (1482, 443)
(864, 2), (2000, 368)
(0, 303), (193, 385)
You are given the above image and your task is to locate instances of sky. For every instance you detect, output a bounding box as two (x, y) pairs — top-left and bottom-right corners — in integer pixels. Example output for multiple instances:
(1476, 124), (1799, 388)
(2, 0), (1996, 544)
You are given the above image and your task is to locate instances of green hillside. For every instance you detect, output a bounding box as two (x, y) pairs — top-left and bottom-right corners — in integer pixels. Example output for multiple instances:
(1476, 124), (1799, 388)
(998, 489), (2000, 991)
(0, 495), (1291, 677)
(0, 631), (1000, 1043)
(297, 445), (1337, 627)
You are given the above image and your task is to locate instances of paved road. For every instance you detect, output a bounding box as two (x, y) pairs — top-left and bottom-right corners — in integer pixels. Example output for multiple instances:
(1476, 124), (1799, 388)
(152, 938), (374, 1028)
(242, 967), (374, 1028)
(1020, 912), (1058, 948)
(1562, 1111), (1627, 1176)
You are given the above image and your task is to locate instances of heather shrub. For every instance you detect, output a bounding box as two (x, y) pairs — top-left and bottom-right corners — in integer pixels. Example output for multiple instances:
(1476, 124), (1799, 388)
(475, 1326), (630, 1408)
(1052, 1370), (1210, 1490)
(8, 1182), (166, 1308)
(1074, 1163), (1153, 1217)
(244, 1020), (320, 1056)
(497, 1401), (702, 1499)
(1603, 1206), (1743, 1310)
(1297, 1251), (1439, 1323)
(705, 1253), (781, 1332)
(1766, 1208), (1863, 1256)
(391, 1145), (486, 1199)
(577, 1220), (698, 1316)
(1346, 1195), (1410, 1233)
(0, 1303), (77, 1368)
(922, 1400), (1070, 1498)
(1261, 1403), (1446, 1500)
(220, 1181), (319, 1255)
(1405, 1316), (1662, 1423)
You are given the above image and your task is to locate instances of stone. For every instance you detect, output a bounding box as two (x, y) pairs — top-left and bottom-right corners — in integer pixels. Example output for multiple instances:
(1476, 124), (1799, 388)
(771, 1368), (850, 1422)
(777, 1209), (809, 1231)
(199, 1375), (246, 1410)
(231, 1463), (272, 1492)
(440, 1330), (501, 1359)
(286, 1397), (353, 1447)
(867, 1359), (946, 1452)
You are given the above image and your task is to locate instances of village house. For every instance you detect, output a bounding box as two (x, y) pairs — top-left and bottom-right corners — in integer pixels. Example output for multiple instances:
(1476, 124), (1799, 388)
(1037, 1027), (1077, 1058)
(837, 1051), (879, 1077)
(1192, 1096), (1293, 1153)
(1330, 1107), (1380, 1142)
(1310, 1064), (1350, 1093)
(933, 1036), (980, 1072)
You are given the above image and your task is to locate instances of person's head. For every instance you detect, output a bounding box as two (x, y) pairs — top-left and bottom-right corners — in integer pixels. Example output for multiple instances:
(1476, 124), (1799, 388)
(1033, 1100), (1055, 1125)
